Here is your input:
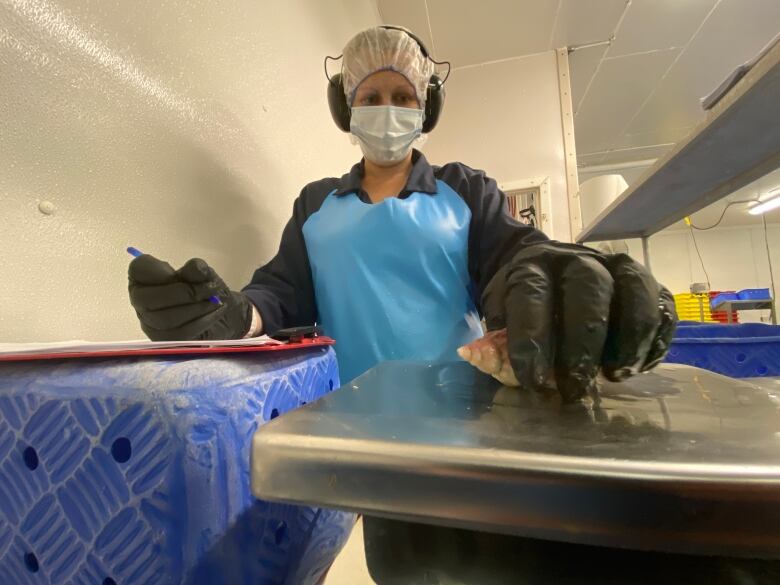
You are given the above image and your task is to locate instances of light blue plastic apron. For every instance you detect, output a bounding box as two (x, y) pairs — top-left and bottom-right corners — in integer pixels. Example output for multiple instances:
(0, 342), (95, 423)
(302, 180), (483, 384)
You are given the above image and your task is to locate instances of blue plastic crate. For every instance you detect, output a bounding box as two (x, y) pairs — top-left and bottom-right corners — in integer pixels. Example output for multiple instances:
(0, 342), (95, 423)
(0, 348), (355, 584)
(738, 288), (771, 300)
(665, 323), (780, 377)
(710, 292), (738, 309)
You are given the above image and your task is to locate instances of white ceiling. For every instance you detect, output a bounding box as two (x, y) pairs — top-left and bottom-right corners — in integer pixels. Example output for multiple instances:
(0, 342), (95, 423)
(375, 0), (780, 168)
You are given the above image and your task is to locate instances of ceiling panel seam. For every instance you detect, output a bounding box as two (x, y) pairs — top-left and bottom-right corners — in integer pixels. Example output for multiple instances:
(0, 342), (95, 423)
(606, 0), (723, 153)
(579, 141), (676, 158)
(372, 0), (385, 23)
(451, 49), (553, 72)
(624, 123), (695, 140)
(574, 0), (632, 114)
(603, 47), (685, 61)
(546, 0), (564, 50)
(423, 0), (438, 58)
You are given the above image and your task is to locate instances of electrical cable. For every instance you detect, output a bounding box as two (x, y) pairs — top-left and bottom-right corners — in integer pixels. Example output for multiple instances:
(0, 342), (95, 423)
(687, 223), (711, 289)
(687, 197), (774, 321)
(689, 200), (758, 230)
(762, 214), (778, 324)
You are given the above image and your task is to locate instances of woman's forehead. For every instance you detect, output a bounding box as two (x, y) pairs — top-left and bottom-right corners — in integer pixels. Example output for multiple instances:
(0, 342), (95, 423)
(356, 70), (415, 92)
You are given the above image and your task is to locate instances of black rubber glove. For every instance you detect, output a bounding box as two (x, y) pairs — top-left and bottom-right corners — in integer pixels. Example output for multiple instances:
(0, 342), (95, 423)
(481, 242), (677, 402)
(128, 255), (253, 341)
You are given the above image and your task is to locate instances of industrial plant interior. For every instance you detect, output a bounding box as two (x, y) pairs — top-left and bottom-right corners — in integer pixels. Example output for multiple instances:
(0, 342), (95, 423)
(1, 0), (780, 583)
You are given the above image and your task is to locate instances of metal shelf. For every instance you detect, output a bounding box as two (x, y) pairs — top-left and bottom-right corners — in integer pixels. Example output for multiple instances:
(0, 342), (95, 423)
(577, 38), (780, 243)
(712, 299), (773, 311)
(711, 299), (775, 324)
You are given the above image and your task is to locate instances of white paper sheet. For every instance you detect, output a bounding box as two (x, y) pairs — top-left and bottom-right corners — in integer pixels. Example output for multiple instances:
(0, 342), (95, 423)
(0, 336), (282, 357)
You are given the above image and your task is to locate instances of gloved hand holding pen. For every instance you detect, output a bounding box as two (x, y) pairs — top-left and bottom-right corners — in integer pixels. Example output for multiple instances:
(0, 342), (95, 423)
(128, 253), (253, 341)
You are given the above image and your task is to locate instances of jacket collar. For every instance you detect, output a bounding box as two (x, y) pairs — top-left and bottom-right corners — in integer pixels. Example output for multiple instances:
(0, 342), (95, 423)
(333, 149), (438, 197)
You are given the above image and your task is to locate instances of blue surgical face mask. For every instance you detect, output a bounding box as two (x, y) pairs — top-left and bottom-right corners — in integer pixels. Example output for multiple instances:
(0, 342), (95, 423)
(350, 106), (424, 166)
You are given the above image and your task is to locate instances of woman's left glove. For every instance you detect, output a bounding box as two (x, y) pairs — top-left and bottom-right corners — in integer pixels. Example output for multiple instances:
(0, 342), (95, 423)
(475, 241), (676, 402)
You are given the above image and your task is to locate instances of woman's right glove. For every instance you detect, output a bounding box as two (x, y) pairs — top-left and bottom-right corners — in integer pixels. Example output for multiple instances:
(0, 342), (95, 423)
(128, 254), (252, 341)
(459, 243), (677, 402)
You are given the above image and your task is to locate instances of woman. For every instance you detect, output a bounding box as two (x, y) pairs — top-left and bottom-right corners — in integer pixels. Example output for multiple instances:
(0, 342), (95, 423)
(128, 26), (675, 401)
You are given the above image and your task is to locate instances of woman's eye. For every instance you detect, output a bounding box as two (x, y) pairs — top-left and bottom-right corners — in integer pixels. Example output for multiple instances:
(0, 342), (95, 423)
(397, 96), (419, 108)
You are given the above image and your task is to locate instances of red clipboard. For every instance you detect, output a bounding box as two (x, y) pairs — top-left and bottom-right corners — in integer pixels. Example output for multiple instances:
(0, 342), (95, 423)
(0, 337), (335, 363)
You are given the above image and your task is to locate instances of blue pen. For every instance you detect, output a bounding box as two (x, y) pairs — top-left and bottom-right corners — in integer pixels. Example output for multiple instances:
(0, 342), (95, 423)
(127, 246), (222, 305)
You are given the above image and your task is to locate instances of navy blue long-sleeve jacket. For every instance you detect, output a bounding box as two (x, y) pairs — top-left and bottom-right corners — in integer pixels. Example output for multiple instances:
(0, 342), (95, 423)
(242, 150), (548, 382)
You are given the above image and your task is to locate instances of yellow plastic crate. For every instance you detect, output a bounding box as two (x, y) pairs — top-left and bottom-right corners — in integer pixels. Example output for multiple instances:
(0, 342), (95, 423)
(674, 293), (715, 322)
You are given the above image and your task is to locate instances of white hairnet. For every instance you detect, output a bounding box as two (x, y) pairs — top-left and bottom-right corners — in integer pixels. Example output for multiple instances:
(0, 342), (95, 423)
(342, 27), (434, 107)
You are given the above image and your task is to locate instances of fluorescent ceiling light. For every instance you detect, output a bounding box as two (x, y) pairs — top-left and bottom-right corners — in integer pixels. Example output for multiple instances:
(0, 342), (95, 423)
(749, 190), (780, 215)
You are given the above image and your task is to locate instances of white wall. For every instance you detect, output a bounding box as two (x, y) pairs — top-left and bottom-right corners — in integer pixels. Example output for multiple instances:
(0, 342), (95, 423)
(637, 225), (780, 295)
(0, 0), (380, 342)
(421, 51), (572, 240)
(633, 225), (779, 324)
(578, 165), (780, 322)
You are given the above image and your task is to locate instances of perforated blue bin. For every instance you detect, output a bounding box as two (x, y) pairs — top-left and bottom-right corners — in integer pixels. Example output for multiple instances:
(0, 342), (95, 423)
(738, 288), (771, 300)
(0, 348), (355, 584)
(665, 323), (780, 377)
(710, 292), (738, 309)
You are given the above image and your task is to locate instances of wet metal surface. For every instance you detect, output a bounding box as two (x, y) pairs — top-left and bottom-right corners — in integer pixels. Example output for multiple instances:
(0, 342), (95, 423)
(252, 362), (780, 558)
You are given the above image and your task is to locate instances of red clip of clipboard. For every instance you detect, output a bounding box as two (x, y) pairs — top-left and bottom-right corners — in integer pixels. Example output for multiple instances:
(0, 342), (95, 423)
(0, 337), (335, 363)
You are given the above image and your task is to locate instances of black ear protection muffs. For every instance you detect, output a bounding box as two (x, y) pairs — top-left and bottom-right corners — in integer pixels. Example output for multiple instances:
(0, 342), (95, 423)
(325, 26), (450, 134)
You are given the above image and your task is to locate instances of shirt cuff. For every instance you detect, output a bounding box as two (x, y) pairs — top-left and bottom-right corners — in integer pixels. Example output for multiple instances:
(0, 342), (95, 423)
(243, 305), (264, 338)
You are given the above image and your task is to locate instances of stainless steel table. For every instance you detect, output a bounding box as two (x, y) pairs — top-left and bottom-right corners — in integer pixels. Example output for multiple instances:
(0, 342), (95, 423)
(252, 362), (780, 582)
(712, 298), (776, 324)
